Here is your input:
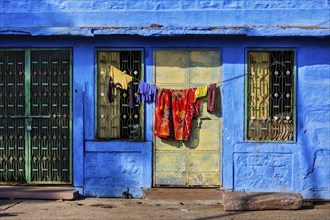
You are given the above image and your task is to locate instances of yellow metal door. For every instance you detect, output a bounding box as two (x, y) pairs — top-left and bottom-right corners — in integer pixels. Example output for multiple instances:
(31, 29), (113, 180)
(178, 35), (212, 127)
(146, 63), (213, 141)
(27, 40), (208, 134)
(154, 50), (221, 187)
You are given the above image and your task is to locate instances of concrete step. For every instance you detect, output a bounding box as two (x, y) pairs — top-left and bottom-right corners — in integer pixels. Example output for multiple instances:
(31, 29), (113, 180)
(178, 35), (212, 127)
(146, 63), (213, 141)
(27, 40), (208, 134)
(142, 188), (223, 205)
(0, 185), (79, 200)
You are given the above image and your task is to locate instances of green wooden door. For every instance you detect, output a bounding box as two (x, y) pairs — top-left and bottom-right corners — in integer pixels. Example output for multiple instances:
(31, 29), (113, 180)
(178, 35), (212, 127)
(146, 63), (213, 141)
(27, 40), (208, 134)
(154, 50), (222, 187)
(0, 49), (71, 184)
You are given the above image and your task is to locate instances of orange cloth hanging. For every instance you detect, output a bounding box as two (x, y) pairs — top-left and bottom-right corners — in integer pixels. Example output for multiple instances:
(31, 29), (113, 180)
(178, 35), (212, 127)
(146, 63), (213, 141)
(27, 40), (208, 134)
(154, 88), (173, 138)
(154, 88), (201, 141)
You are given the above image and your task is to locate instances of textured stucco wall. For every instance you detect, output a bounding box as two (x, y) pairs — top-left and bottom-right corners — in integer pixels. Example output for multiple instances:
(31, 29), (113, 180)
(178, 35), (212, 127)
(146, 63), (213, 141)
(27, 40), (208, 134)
(1, 35), (329, 199)
(1, 0), (329, 199)
(0, 0), (329, 36)
(83, 142), (152, 198)
(221, 38), (330, 200)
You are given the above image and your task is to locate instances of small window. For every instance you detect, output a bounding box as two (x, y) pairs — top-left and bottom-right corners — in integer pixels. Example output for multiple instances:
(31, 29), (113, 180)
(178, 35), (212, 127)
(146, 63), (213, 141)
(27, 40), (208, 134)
(246, 50), (294, 141)
(96, 50), (143, 140)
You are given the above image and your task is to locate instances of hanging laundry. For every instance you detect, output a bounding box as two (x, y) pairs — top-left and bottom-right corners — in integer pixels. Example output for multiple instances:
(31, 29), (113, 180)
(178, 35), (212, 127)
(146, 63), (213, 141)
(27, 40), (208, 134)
(150, 85), (158, 104)
(128, 81), (134, 109)
(207, 83), (217, 112)
(194, 85), (208, 102)
(136, 81), (158, 104)
(184, 88), (200, 140)
(154, 88), (201, 141)
(171, 89), (188, 141)
(107, 66), (132, 103)
(154, 88), (173, 138)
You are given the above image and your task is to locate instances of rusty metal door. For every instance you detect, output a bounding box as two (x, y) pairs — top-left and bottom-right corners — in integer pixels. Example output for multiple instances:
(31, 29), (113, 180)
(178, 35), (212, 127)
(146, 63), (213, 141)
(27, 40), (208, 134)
(154, 50), (221, 187)
(0, 49), (71, 184)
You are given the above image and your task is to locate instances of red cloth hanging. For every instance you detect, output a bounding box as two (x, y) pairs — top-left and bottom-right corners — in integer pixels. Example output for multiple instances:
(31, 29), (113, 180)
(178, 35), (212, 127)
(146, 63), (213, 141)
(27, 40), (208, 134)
(171, 89), (188, 141)
(154, 88), (201, 141)
(154, 89), (173, 138)
(183, 88), (200, 140)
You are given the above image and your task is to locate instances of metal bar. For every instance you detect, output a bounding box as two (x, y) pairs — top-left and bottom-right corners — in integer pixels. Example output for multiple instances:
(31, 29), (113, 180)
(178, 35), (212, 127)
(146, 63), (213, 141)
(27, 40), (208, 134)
(25, 49), (31, 183)
(69, 48), (73, 184)
(10, 115), (51, 119)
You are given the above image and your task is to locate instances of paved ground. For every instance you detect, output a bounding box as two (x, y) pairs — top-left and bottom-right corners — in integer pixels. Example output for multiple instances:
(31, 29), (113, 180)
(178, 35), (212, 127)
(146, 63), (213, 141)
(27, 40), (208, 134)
(0, 198), (329, 220)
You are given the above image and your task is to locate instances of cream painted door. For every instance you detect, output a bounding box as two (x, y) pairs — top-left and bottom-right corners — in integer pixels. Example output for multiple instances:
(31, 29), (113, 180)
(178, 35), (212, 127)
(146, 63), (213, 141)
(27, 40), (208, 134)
(154, 50), (222, 187)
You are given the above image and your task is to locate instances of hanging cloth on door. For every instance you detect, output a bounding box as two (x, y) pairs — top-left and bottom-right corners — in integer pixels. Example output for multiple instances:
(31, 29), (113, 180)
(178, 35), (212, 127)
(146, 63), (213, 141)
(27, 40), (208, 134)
(154, 88), (173, 138)
(171, 89), (188, 141)
(184, 88), (201, 140)
(154, 88), (201, 141)
(194, 85), (208, 102)
(207, 83), (217, 112)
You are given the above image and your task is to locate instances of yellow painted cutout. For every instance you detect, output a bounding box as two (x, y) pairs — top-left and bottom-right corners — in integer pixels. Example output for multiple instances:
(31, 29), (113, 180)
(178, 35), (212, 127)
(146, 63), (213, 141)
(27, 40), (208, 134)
(154, 50), (221, 187)
(248, 52), (270, 119)
(97, 52), (121, 138)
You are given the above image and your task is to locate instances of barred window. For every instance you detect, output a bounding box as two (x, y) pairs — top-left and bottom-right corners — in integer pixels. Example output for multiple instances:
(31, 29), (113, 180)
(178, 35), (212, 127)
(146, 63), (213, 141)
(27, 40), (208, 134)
(247, 50), (294, 141)
(96, 50), (143, 140)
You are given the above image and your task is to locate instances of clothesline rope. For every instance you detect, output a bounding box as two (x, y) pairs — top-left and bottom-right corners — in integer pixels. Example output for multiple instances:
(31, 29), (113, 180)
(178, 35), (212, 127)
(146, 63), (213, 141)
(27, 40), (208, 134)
(108, 60), (285, 87)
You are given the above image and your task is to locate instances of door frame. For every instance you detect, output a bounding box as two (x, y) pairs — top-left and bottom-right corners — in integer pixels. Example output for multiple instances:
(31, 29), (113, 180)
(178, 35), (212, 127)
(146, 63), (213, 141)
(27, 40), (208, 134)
(152, 48), (223, 188)
(0, 47), (73, 184)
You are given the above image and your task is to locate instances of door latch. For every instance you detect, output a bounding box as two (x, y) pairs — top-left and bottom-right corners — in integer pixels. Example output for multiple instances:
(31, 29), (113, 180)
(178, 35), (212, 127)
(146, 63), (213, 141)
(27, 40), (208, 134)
(26, 123), (32, 132)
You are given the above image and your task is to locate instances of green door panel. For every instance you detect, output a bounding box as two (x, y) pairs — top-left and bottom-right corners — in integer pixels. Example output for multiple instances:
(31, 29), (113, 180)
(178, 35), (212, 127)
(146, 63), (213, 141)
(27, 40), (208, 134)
(29, 50), (71, 183)
(0, 49), (71, 184)
(0, 50), (26, 182)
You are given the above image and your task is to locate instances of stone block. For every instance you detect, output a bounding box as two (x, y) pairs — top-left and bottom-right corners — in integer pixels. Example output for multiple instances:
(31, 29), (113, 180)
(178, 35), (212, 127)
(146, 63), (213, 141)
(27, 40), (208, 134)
(222, 191), (303, 211)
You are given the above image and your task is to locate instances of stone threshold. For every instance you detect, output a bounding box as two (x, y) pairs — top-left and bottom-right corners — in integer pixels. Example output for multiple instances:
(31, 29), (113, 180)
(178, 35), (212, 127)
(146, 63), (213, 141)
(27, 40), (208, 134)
(142, 188), (223, 205)
(0, 185), (78, 200)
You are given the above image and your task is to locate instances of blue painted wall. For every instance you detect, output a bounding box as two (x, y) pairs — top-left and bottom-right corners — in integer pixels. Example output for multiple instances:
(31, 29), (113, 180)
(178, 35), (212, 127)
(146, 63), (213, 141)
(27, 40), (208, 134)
(1, 0), (329, 36)
(1, 0), (329, 199)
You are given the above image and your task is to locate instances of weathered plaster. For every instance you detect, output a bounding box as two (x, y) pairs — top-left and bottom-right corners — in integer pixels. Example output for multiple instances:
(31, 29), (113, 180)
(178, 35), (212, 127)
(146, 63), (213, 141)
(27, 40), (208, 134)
(1, 26), (329, 37)
(1, 35), (329, 199)
(1, 0), (329, 200)
(1, 0), (329, 37)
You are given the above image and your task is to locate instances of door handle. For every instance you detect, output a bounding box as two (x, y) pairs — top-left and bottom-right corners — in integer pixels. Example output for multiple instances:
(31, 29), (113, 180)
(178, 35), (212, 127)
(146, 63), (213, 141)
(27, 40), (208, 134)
(26, 123), (32, 132)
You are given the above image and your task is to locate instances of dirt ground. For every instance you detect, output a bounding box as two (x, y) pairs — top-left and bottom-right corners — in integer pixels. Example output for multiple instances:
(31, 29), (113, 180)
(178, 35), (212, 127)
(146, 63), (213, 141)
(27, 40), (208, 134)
(0, 198), (330, 220)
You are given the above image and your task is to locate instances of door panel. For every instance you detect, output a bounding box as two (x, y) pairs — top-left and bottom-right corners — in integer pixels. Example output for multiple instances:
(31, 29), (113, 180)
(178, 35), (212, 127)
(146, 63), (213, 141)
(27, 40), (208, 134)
(155, 151), (186, 185)
(189, 50), (221, 84)
(154, 50), (221, 187)
(154, 50), (187, 85)
(0, 51), (26, 182)
(155, 137), (184, 151)
(0, 49), (71, 184)
(186, 119), (221, 151)
(29, 50), (71, 183)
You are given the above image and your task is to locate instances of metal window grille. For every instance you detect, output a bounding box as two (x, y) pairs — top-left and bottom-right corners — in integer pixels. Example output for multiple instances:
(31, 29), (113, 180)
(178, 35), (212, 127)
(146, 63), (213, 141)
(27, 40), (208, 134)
(97, 50), (143, 140)
(247, 50), (294, 141)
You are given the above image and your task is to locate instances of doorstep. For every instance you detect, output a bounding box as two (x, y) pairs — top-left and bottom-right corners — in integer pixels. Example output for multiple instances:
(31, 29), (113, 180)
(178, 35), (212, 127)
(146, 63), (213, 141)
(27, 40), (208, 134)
(142, 188), (223, 205)
(0, 185), (78, 200)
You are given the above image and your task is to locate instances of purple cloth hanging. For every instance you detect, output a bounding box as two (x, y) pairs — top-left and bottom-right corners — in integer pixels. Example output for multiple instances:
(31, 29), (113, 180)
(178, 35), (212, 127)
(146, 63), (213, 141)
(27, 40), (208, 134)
(128, 81), (134, 109)
(107, 76), (114, 102)
(150, 85), (158, 104)
(136, 81), (157, 104)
